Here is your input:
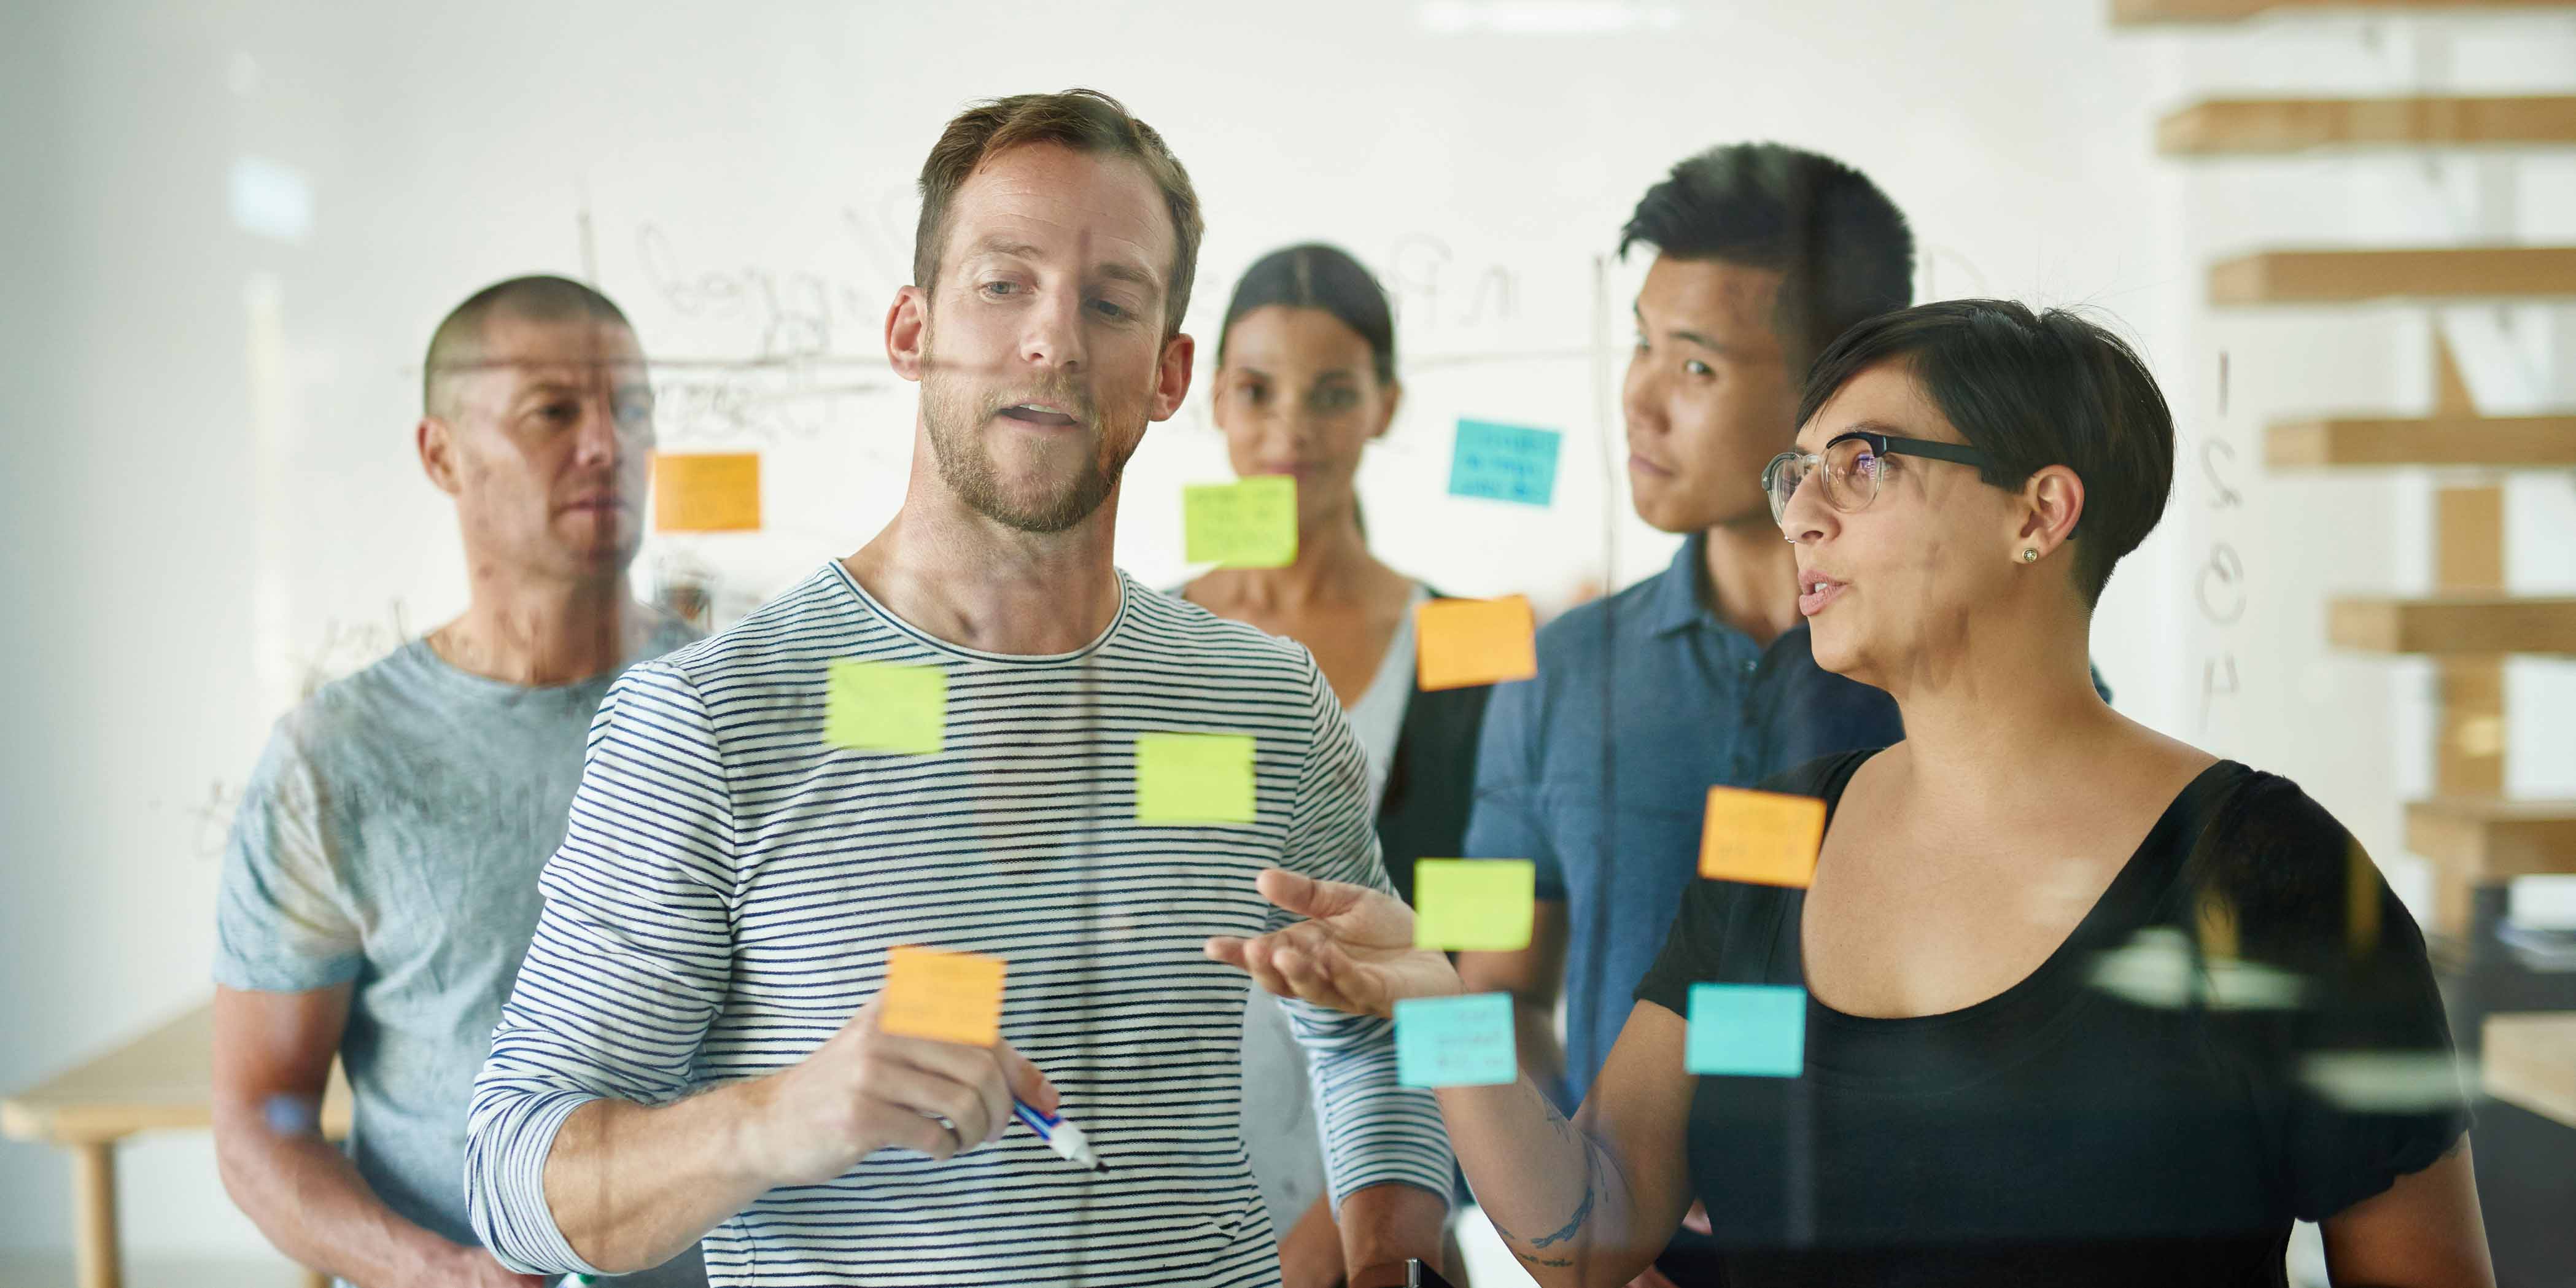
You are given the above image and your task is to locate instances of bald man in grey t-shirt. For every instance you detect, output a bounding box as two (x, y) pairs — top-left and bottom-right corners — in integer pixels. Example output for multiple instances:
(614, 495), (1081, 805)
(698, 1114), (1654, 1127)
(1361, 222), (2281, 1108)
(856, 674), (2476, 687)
(210, 276), (704, 1288)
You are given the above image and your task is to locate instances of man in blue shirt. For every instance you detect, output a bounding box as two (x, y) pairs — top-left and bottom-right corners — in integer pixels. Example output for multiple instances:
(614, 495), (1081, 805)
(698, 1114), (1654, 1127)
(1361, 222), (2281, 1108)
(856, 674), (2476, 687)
(1457, 144), (1914, 1287)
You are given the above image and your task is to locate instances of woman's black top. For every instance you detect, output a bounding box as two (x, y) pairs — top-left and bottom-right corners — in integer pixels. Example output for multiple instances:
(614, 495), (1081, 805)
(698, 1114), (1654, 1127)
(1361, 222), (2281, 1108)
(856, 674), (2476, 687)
(1378, 662), (1489, 906)
(1632, 748), (2469, 1287)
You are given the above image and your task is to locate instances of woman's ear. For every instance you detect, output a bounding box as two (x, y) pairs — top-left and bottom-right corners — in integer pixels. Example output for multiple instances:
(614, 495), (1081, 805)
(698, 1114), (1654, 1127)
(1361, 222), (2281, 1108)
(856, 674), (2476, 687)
(1372, 379), (1403, 441)
(2015, 465), (2085, 561)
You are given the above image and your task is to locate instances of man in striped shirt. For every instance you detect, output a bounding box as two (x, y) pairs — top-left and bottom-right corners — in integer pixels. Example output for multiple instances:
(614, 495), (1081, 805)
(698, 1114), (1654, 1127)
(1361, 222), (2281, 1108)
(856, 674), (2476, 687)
(464, 89), (1455, 1287)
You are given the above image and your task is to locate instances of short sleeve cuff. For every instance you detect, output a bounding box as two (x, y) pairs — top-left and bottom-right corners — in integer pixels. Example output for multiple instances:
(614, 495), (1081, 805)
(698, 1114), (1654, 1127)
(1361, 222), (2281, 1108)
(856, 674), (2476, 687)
(1632, 885), (1724, 1018)
(1632, 973), (1691, 1020)
(2295, 1107), (2473, 1223)
(212, 952), (364, 994)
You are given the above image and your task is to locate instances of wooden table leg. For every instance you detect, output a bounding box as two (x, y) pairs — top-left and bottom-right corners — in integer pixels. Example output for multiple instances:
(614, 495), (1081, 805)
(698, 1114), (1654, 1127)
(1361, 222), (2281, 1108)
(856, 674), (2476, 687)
(70, 1139), (121, 1288)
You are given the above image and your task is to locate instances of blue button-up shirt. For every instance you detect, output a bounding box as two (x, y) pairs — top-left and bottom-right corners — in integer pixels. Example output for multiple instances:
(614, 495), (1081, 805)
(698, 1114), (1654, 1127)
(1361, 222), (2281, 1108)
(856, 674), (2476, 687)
(1464, 533), (1904, 1108)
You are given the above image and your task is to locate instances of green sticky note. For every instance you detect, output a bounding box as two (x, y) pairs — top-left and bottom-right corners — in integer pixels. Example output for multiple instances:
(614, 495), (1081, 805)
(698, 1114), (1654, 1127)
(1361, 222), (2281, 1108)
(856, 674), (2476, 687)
(1411, 859), (1536, 951)
(1134, 732), (1257, 823)
(1184, 476), (1297, 568)
(1395, 992), (1518, 1088)
(823, 659), (947, 755)
(1685, 983), (1806, 1078)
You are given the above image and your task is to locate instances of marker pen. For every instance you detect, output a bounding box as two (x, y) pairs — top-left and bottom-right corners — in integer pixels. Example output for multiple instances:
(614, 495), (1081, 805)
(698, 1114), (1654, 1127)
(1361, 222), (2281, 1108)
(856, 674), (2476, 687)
(1013, 1098), (1106, 1173)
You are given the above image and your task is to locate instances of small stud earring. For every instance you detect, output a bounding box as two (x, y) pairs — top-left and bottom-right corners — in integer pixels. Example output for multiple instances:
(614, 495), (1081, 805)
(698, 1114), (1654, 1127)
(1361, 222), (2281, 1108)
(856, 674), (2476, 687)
(2021, 548), (2039, 562)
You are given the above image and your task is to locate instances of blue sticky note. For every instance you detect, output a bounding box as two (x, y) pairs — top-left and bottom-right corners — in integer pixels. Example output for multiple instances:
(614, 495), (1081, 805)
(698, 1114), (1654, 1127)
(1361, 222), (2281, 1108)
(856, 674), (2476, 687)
(1448, 419), (1561, 507)
(1394, 992), (1518, 1088)
(1685, 983), (1806, 1078)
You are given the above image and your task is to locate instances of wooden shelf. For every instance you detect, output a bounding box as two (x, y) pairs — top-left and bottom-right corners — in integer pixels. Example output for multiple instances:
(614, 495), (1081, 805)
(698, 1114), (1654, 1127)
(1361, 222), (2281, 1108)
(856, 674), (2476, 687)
(2408, 797), (2576, 881)
(2483, 1012), (2576, 1128)
(2328, 595), (2576, 654)
(2267, 415), (2576, 467)
(2117, 0), (2576, 23)
(2159, 96), (2576, 153)
(1, 1001), (351, 1146)
(2211, 247), (2576, 304)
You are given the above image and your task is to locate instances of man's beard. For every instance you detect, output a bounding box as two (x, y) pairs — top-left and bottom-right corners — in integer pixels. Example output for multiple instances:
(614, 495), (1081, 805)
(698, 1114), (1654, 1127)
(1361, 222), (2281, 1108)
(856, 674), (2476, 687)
(920, 339), (1128, 535)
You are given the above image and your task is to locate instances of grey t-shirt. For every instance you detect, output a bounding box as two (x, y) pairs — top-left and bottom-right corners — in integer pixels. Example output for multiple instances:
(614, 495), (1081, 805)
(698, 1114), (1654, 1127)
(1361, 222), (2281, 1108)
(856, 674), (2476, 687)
(214, 626), (704, 1286)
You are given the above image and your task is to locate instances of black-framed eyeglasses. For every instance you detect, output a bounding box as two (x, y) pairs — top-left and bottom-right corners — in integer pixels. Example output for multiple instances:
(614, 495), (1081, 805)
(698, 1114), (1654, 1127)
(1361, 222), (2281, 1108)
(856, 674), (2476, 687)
(1761, 430), (1996, 524)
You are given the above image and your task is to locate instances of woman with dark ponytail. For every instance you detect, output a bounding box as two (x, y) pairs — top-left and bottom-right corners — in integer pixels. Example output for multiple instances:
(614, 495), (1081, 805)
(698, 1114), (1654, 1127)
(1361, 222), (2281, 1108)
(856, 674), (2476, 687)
(1179, 244), (1489, 1287)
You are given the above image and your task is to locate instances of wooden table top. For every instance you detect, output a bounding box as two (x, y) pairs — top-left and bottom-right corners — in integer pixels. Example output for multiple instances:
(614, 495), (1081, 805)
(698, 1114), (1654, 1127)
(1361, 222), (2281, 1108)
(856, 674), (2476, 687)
(1, 1000), (354, 1146)
(2483, 1012), (2576, 1130)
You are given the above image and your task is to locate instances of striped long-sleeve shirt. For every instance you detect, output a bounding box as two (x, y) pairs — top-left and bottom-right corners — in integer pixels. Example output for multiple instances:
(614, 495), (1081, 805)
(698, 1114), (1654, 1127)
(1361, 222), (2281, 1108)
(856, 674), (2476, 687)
(464, 562), (1453, 1286)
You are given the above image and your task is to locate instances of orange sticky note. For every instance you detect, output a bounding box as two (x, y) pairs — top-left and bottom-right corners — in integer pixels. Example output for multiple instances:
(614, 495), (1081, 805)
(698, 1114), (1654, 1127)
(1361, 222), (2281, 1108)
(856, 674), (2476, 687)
(653, 452), (761, 532)
(1697, 786), (1826, 886)
(1416, 596), (1538, 691)
(878, 945), (1006, 1047)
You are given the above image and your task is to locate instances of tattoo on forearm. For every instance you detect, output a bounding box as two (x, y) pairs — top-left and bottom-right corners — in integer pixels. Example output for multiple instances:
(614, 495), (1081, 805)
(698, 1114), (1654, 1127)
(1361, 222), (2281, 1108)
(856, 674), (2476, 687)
(1527, 1135), (1610, 1248)
(1484, 1080), (1625, 1271)
(1527, 1177), (1594, 1248)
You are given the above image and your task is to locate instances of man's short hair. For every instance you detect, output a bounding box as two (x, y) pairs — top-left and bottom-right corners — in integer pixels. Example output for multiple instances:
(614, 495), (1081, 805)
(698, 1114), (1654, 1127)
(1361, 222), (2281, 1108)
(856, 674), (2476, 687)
(423, 275), (631, 418)
(913, 88), (1204, 339)
(1794, 299), (2176, 608)
(1620, 142), (1915, 372)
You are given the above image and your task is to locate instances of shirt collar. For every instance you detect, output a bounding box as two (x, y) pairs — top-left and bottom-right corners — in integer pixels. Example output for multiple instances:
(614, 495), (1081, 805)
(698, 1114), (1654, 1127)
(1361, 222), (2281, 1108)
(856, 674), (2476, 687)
(1648, 533), (1814, 667)
(1649, 531), (1714, 637)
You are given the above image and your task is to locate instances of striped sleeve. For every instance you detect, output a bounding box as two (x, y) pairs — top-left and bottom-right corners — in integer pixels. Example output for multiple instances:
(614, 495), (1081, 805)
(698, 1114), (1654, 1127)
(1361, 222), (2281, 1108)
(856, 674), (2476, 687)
(1273, 657), (1457, 1211)
(464, 662), (739, 1274)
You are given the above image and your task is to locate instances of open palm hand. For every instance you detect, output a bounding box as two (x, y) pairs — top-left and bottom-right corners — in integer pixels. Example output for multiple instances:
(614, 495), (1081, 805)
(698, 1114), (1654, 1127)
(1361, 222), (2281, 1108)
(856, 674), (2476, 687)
(1203, 869), (1462, 1018)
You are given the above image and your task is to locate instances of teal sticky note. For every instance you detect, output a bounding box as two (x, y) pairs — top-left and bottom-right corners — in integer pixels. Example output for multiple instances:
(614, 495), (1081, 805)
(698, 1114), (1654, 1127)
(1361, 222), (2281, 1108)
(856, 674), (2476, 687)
(1448, 419), (1561, 506)
(1685, 983), (1806, 1078)
(1394, 992), (1517, 1088)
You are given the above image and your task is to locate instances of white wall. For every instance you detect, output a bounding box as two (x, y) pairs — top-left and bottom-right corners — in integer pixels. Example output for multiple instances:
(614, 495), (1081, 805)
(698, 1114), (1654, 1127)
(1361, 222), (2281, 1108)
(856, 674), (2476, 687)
(2144, 14), (2576, 923)
(2, 0), (2567, 1266)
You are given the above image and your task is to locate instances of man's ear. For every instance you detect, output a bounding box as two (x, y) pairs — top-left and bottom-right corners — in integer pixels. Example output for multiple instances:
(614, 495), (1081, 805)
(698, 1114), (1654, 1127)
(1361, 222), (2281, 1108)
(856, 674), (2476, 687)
(417, 416), (464, 497)
(2014, 464), (2085, 559)
(1148, 331), (1197, 423)
(885, 285), (930, 382)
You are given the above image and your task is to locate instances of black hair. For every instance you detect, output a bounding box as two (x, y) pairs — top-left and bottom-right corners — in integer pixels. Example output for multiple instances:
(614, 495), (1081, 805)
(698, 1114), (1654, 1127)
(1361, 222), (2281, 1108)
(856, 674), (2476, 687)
(1620, 142), (1914, 371)
(1216, 243), (1397, 386)
(1793, 298), (2176, 608)
(423, 274), (632, 416)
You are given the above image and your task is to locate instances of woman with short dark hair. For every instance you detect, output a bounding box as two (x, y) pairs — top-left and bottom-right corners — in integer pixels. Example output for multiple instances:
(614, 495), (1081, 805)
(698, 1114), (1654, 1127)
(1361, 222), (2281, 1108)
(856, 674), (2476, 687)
(1210, 299), (2491, 1287)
